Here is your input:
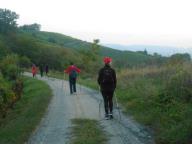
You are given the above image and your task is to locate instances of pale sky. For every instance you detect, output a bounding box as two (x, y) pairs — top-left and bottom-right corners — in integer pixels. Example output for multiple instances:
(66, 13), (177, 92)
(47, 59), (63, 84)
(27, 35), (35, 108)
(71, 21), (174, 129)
(1, 0), (192, 48)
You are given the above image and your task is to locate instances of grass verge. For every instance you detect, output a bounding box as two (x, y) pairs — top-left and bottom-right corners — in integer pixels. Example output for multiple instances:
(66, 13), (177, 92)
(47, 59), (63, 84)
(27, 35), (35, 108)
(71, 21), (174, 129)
(70, 118), (107, 144)
(0, 76), (52, 144)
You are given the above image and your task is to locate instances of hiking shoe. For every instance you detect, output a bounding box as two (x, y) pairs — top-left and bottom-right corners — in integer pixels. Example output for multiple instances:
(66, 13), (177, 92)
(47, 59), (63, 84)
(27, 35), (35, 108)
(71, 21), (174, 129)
(108, 113), (113, 119)
(105, 114), (109, 120)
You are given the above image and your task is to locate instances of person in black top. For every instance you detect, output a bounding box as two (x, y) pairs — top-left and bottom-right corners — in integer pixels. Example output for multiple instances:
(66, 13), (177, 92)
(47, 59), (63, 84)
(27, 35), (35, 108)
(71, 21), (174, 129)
(98, 57), (117, 119)
(39, 64), (44, 77)
(45, 64), (49, 76)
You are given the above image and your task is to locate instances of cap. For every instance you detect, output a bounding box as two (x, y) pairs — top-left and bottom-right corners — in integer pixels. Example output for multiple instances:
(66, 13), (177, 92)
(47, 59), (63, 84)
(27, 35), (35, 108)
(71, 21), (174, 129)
(103, 57), (112, 64)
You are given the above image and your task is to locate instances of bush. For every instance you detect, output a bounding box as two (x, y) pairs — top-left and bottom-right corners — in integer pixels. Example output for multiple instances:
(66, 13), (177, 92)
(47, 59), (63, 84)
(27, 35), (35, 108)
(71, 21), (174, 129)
(0, 54), (23, 118)
(19, 56), (31, 68)
(0, 74), (15, 117)
(159, 65), (192, 104)
(0, 54), (20, 81)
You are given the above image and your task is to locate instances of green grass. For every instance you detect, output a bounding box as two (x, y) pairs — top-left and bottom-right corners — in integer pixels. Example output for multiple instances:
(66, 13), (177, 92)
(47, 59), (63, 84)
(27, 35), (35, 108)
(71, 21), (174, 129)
(0, 76), (52, 144)
(70, 119), (107, 144)
(117, 68), (192, 144)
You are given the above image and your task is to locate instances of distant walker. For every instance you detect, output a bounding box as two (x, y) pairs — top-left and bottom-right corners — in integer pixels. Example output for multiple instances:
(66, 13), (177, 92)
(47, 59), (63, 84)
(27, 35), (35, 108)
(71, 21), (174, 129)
(64, 63), (81, 94)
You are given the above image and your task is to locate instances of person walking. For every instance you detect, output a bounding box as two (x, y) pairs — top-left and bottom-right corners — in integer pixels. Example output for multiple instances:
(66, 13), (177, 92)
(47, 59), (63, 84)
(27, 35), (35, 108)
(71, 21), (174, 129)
(31, 64), (37, 78)
(39, 64), (44, 77)
(45, 64), (49, 76)
(64, 62), (81, 94)
(98, 57), (116, 120)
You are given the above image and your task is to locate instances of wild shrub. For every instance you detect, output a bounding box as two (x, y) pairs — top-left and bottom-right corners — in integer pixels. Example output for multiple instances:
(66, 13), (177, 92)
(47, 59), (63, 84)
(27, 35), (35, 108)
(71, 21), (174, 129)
(0, 54), (20, 81)
(0, 54), (23, 118)
(158, 64), (192, 104)
(0, 74), (15, 117)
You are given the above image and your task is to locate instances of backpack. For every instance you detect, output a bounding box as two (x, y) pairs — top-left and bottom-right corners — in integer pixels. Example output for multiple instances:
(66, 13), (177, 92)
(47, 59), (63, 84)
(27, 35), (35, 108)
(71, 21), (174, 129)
(102, 68), (114, 84)
(70, 70), (77, 79)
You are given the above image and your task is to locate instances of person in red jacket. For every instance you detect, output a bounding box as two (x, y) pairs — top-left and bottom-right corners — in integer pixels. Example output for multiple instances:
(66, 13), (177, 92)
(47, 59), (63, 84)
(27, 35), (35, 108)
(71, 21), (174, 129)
(31, 64), (37, 78)
(64, 62), (81, 94)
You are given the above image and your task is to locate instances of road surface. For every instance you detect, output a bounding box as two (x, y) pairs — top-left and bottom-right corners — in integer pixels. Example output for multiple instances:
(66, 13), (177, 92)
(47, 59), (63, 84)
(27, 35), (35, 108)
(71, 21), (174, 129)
(26, 73), (154, 144)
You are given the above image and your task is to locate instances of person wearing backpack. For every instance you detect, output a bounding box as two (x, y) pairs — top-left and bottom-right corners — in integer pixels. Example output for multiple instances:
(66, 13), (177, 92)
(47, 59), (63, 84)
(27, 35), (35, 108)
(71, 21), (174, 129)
(64, 62), (81, 94)
(45, 64), (49, 76)
(98, 57), (116, 120)
(39, 64), (44, 77)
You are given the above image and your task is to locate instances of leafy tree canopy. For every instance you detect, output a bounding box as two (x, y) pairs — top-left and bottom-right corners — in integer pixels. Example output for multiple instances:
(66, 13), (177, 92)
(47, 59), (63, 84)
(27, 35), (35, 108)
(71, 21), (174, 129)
(19, 23), (41, 32)
(168, 53), (191, 64)
(0, 8), (19, 34)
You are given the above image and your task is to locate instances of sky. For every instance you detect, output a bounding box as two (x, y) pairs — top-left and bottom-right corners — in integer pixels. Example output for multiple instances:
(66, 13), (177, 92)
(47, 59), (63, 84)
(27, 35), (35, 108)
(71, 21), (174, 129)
(1, 0), (192, 48)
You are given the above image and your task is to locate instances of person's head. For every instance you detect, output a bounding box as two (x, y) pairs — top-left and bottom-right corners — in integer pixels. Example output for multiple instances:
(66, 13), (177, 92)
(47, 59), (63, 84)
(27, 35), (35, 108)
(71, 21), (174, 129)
(70, 62), (74, 65)
(103, 57), (112, 65)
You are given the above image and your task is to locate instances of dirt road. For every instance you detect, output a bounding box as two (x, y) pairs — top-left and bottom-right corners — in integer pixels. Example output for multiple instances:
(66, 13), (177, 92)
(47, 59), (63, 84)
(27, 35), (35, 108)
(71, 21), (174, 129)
(27, 74), (154, 144)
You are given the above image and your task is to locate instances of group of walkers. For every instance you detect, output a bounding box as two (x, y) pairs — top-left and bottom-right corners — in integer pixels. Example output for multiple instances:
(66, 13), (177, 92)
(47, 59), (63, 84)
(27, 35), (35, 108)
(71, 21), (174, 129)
(31, 64), (49, 77)
(31, 57), (116, 120)
(63, 57), (116, 120)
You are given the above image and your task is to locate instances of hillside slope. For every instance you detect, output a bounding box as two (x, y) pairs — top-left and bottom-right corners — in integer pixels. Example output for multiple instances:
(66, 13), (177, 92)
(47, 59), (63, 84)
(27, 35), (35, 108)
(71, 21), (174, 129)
(30, 31), (165, 67)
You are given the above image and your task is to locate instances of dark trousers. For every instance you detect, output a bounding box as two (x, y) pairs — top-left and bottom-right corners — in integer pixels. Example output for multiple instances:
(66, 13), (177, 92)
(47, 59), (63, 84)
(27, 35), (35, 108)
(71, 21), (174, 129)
(101, 91), (114, 114)
(69, 77), (76, 94)
(40, 71), (43, 77)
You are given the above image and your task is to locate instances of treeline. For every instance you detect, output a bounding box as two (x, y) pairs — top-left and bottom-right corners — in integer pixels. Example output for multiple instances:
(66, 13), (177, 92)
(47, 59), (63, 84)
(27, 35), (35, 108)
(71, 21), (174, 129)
(0, 9), (104, 76)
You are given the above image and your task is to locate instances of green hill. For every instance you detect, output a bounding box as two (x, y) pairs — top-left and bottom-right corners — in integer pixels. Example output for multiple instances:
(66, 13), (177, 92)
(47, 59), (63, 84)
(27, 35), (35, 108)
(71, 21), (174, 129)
(25, 31), (165, 67)
(0, 7), (165, 72)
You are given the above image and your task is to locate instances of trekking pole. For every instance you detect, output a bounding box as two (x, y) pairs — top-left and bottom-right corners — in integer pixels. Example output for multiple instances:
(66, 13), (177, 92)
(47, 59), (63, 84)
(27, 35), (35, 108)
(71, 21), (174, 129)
(62, 72), (64, 95)
(62, 73), (64, 89)
(114, 91), (121, 121)
(64, 73), (67, 96)
(98, 86), (103, 119)
(79, 75), (82, 94)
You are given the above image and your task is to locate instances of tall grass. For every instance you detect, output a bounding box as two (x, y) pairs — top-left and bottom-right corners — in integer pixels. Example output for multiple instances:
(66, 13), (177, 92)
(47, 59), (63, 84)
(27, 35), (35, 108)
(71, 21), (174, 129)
(117, 63), (192, 144)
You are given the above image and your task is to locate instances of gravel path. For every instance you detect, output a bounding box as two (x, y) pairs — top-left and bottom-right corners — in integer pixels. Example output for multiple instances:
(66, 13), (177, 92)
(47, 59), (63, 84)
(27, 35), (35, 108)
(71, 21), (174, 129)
(26, 73), (154, 144)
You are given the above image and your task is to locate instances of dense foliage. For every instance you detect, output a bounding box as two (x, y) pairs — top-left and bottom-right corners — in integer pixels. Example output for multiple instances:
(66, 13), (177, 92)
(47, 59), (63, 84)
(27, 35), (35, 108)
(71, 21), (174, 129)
(0, 8), (19, 34)
(0, 55), (23, 118)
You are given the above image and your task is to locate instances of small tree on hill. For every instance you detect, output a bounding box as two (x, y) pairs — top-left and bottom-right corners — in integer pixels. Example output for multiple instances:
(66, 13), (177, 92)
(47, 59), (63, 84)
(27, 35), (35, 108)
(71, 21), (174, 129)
(19, 23), (41, 32)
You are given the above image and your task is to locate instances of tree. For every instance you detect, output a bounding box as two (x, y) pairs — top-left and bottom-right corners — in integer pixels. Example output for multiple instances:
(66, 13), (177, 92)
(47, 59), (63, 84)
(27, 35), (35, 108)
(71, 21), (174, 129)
(19, 23), (41, 32)
(144, 48), (148, 55)
(91, 39), (100, 60)
(168, 53), (191, 65)
(0, 9), (19, 33)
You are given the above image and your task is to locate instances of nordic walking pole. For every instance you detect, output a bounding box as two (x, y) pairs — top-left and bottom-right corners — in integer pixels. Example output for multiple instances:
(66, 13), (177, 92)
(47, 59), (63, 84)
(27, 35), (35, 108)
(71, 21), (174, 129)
(79, 75), (82, 94)
(114, 91), (121, 121)
(64, 72), (67, 96)
(62, 73), (64, 88)
(98, 86), (103, 119)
